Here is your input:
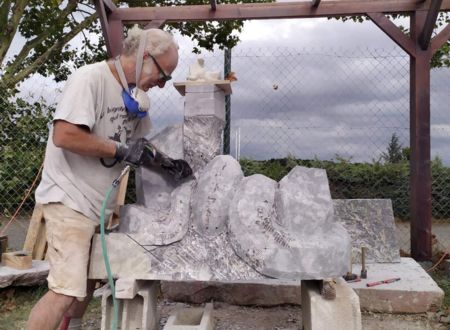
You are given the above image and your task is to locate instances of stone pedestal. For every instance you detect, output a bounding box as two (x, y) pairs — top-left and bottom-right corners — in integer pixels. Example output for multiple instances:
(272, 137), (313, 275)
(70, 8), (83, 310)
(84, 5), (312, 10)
(301, 278), (362, 330)
(181, 83), (230, 174)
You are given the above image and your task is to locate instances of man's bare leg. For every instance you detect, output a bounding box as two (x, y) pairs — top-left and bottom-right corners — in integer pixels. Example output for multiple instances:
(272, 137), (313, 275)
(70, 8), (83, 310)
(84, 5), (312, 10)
(26, 290), (75, 330)
(63, 280), (96, 320)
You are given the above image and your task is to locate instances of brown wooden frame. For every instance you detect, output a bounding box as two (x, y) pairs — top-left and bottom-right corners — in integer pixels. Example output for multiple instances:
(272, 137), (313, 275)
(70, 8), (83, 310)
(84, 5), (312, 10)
(94, 0), (450, 261)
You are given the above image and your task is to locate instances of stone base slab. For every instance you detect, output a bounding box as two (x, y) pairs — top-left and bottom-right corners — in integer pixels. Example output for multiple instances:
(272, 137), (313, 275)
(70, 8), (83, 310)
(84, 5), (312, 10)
(0, 260), (49, 288)
(161, 280), (301, 306)
(349, 257), (444, 313)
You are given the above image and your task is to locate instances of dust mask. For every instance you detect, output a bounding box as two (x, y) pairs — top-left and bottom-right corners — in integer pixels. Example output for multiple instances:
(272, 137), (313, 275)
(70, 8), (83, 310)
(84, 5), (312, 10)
(114, 30), (151, 118)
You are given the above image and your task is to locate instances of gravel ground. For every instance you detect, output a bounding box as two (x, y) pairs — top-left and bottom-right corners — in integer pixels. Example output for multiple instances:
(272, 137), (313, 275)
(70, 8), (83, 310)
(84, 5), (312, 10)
(81, 299), (449, 330)
(158, 302), (449, 330)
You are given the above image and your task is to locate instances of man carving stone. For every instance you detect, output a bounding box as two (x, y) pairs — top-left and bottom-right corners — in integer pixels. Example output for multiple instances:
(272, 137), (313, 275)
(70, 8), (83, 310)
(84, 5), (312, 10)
(26, 26), (179, 330)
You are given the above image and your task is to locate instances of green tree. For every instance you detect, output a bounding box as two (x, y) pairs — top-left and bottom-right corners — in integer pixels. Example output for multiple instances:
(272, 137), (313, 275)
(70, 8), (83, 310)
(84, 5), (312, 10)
(0, 0), (271, 96)
(381, 133), (406, 164)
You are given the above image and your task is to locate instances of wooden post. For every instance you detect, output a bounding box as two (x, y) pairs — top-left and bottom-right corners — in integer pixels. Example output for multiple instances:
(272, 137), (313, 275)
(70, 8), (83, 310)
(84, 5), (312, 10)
(410, 10), (432, 261)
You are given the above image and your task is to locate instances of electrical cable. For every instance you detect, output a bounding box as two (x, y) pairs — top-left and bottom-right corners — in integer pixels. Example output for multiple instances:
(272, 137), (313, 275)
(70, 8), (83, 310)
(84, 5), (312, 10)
(427, 244), (450, 273)
(99, 165), (131, 330)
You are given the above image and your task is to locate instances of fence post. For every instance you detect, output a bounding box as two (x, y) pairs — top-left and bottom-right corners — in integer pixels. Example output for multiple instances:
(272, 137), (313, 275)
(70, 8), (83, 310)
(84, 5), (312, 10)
(223, 48), (232, 155)
(410, 11), (432, 261)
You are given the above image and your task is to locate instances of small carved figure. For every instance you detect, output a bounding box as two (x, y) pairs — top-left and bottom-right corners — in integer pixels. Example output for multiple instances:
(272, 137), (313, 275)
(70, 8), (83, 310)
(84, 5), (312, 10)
(187, 58), (221, 81)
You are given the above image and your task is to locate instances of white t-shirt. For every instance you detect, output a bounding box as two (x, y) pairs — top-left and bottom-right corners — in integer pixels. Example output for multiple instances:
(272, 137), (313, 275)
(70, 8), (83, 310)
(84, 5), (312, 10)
(35, 61), (151, 222)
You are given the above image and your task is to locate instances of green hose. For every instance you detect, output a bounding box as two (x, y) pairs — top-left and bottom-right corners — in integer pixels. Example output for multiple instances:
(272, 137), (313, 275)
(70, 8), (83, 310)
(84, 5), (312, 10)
(100, 185), (119, 330)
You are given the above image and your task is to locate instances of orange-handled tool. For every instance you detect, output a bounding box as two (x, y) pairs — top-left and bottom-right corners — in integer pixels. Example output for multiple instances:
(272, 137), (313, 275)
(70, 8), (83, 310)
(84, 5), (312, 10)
(366, 277), (401, 287)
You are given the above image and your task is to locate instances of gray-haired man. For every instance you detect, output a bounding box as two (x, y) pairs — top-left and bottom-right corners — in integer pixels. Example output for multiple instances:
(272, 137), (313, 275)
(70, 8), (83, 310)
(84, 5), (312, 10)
(27, 27), (178, 330)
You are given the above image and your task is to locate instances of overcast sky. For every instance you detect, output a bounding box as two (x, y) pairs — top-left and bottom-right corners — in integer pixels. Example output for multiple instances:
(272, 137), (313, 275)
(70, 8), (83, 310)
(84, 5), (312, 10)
(17, 17), (450, 164)
(149, 18), (450, 163)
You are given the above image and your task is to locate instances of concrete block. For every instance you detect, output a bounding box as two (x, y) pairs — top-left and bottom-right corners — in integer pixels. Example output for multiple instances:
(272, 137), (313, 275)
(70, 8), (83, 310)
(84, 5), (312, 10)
(101, 288), (124, 330)
(115, 278), (150, 299)
(301, 278), (362, 330)
(164, 302), (214, 330)
(349, 257), (444, 313)
(185, 92), (225, 122)
(101, 281), (158, 330)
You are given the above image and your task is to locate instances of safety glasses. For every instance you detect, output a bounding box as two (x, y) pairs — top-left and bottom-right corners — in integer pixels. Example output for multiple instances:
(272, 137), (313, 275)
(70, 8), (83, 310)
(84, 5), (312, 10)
(149, 54), (172, 82)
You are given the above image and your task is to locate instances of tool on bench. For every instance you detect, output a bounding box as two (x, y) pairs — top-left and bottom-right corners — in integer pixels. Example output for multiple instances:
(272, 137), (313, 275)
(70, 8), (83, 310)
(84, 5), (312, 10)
(346, 277), (362, 283)
(366, 277), (401, 287)
(360, 246), (368, 279)
(344, 246), (358, 281)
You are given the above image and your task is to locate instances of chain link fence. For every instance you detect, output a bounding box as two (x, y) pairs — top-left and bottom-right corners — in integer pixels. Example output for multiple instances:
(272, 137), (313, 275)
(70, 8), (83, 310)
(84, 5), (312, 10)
(1, 46), (449, 254)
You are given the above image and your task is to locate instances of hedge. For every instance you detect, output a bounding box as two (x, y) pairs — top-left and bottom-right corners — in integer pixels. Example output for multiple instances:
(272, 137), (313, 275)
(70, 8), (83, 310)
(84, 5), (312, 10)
(240, 157), (450, 220)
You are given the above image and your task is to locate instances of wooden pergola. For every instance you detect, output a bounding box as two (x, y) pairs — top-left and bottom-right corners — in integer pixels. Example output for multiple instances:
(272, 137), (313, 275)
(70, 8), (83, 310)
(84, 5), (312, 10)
(94, 0), (450, 261)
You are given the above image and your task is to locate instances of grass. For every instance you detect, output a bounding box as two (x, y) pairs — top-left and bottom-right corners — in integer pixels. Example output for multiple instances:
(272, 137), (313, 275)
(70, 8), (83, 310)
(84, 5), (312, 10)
(430, 270), (450, 312)
(0, 285), (102, 330)
(0, 285), (47, 330)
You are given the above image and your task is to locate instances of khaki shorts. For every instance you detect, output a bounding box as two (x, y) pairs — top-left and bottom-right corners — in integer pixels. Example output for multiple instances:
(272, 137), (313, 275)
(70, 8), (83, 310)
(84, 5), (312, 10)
(44, 203), (97, 299)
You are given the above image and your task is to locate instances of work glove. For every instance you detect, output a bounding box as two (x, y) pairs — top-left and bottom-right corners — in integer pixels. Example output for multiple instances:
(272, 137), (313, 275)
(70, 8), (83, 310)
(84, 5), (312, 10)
(161, 159), (193, 180)
(143, 143), (193, 180)
(114, 138), (148, 167)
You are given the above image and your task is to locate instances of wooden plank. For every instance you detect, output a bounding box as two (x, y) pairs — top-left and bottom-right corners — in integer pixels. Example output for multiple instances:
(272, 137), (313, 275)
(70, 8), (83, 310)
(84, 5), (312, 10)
(2, 251), (32, 270)
(23, 203), (44, 254)
(107, 171), (130, 230)
(431, 22), (450, 54)
(173, 80), (232, 96)
(111, 0), (450, 23)
(419, 0), (443, 50)
(33, 223), (47, 260)
(367, 12), (416, 57)
(144, 20), (166, 29)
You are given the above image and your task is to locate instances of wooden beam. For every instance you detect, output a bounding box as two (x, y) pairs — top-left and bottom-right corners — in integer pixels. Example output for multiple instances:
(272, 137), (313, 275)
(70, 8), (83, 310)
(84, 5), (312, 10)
(144, 20), (167, 29)
(111, 0), (450, 23)
(367, 12), (416, 57)
(210, 0), (217, 11)
(410, 10), (432, 261)
(312, 0), (321, 7)
(102, 0), (117, 13)
(431, 22), (450, 54)
(94, 0), (111, 57)
(419, 0), (443, 50)
(109, 18), (124, 58)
